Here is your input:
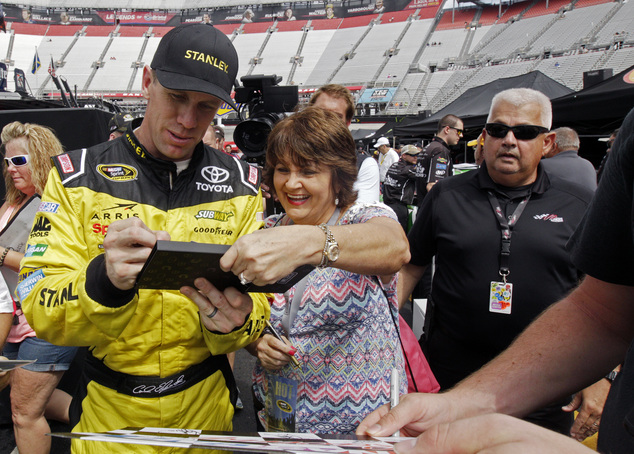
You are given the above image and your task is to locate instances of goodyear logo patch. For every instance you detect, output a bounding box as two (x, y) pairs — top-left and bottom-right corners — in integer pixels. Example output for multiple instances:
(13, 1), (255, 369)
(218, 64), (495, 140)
(184, 50), (229, 74)
(38, 201), (60, 214)
(17, 269), (45, 301)
(195, 210), (234, 222)
(97, 164), (138, 182)
(25, 244), (48, 257)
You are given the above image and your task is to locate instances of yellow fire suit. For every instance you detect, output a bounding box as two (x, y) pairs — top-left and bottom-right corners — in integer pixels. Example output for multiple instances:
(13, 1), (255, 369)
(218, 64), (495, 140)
(18, 129), (269, 453)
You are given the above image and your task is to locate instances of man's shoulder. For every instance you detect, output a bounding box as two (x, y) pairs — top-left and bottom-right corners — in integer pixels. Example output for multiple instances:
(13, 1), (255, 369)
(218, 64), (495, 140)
(52, 140), (123, 182)
(543, 172), (595, 205)
(202, 147), (261, 192)
(359, 154), (379, 168)
(423, 138), (449, 153)
(386, 159), (405, 172)
(358, 154), (380, 175)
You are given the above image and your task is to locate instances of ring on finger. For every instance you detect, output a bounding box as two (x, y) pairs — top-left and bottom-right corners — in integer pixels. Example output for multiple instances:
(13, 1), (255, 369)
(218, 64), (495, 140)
(239, 272), (250, 286)
(206, 307), (219, 319)
(592, 422), (600, 427)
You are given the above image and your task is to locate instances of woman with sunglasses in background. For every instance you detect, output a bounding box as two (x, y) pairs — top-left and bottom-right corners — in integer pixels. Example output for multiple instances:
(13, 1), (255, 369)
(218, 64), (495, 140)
(0, 121), (77, 454)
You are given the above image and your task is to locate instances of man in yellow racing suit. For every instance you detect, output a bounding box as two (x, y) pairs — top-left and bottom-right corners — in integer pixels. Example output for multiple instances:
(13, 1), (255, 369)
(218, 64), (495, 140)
(17, 24), (269, 453)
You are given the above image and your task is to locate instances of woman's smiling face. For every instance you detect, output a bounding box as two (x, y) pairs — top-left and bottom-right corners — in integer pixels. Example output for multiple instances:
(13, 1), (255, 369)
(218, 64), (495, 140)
(273, 159), (336, 226)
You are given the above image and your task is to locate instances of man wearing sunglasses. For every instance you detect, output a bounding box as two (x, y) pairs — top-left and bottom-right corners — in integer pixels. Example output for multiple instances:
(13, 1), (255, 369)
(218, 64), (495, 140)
(414, 114), (463, 208)
(389, 88), (597, 436)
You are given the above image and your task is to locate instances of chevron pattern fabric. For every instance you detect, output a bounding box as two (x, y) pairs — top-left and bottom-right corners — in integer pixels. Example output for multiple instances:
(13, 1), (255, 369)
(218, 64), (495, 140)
(253, 203), (407, 434)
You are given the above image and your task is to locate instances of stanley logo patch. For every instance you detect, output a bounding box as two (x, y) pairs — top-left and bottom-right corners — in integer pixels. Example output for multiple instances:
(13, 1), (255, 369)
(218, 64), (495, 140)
(97, 164), (138, 182)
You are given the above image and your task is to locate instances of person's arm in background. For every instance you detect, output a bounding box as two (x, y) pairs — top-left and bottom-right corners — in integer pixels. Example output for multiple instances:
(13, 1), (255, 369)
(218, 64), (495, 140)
(0, 246), (23, 273)
(0, 313), (11, 390)
(0, 279), (15, 391)
(397, 263), (426, 310)
(563, 369), (619, 441)
(0, 312), (11, 352)
(357, 276), (634, 452)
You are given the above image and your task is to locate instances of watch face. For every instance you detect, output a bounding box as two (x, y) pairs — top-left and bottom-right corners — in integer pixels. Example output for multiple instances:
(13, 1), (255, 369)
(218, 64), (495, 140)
(327, 244), (340, 262)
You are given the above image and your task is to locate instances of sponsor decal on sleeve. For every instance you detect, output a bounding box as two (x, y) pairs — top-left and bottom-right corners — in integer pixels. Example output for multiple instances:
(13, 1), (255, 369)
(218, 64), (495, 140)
(25, 244), (48, 257)
(248, 165), (259, 186)
(38, 201), (60, 214)
(16, 269), (45, 301)
(29, 216), (52, 239)
(38, 283), (78, 307)
(57, 154), (75, 173)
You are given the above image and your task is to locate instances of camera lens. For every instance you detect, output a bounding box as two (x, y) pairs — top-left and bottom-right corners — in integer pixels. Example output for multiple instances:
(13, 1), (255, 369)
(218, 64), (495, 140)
(234, 113), (285, 158)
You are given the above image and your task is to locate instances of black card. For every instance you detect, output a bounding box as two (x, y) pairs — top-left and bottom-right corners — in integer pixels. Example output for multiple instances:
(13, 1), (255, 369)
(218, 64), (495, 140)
(136, 240), (313, 293)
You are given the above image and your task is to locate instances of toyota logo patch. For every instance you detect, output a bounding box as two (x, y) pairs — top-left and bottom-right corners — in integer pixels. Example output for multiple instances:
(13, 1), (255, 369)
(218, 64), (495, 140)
(201, 166), (230, 184)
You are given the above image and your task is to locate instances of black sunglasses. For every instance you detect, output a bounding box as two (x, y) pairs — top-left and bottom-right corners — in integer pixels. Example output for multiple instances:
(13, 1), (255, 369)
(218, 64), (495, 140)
(3, 155), (29, 167)
(447, 126), (464, 136)
(485, 123), (549, 141)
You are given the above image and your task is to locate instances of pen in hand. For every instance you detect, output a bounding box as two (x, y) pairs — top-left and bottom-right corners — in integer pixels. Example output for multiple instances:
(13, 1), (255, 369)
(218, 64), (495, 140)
(265, 320), (300, 367)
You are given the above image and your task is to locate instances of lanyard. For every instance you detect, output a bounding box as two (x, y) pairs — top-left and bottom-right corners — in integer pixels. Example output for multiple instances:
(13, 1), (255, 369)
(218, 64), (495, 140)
(486, 191), (530, 283)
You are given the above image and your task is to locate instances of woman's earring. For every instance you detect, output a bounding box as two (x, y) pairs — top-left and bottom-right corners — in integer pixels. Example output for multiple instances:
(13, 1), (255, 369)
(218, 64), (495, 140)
(335, 197), (339, 206)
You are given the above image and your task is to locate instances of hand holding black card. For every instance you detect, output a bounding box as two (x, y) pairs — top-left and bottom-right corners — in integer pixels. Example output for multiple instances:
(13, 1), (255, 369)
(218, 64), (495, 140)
(136, 240), (313, 293)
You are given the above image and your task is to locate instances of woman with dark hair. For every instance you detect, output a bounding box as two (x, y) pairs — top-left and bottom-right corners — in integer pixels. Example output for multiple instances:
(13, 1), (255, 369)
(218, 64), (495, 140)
(0, 122), (77, 454)
(284, 8), (296, 20)
(224, 106), (410, 433)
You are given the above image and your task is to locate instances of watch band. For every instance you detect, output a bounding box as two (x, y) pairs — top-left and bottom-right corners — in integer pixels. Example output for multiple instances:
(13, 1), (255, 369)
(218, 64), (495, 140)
(317, 224), (336, 268)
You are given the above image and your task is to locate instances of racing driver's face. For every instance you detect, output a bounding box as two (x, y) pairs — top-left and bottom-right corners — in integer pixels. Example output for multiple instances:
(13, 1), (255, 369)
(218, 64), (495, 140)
(137, 67), (221, 162)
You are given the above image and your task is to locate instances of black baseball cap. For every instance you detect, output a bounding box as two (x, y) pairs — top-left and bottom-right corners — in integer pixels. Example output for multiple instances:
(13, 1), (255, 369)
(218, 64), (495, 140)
(109, 113), (134, 133)
(151, 24), (238, 111)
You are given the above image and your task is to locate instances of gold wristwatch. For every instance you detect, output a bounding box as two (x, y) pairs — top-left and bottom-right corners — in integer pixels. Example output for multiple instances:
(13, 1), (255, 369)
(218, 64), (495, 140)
(317, 224), (339, 268)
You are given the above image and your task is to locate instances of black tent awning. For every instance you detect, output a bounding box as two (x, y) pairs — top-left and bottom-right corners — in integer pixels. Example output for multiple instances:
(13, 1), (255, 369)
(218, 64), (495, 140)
(395, 70), (573, 138)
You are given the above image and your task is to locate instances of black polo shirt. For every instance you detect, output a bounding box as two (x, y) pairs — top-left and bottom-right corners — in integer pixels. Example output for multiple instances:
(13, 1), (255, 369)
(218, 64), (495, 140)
(409, 162), (593, 388)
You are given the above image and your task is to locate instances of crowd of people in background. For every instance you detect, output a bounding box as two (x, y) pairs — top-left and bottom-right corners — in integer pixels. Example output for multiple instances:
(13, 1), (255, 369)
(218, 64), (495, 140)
(0, 20), (631, 454)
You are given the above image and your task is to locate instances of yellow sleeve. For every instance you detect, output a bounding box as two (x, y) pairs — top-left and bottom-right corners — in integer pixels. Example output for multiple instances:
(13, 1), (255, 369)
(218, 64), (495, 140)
(19, 169), (138, 346)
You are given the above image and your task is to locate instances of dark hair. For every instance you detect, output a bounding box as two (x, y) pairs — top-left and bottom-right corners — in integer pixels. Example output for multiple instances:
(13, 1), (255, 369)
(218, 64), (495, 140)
(309, 84), (356, 123)
(264, 106), (358, 208)
(437, 114), (462, 134)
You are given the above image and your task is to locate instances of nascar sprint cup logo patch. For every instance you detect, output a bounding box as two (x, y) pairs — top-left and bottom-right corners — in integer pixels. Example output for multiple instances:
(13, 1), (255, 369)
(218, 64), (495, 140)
(97, 164), (138, 182)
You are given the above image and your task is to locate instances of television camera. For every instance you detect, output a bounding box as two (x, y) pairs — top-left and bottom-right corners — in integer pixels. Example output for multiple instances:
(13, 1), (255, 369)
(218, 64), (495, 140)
(233, 74), (298, 164)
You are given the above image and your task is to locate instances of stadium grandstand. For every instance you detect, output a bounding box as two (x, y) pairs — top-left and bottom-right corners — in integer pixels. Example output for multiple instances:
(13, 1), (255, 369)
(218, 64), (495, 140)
(0, 0), (632, 124)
